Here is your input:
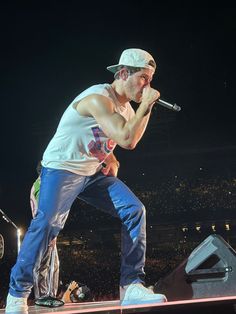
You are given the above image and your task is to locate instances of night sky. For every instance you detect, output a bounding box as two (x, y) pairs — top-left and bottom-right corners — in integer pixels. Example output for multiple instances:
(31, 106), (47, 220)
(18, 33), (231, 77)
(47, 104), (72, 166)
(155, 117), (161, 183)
(1, 1), (236, 233)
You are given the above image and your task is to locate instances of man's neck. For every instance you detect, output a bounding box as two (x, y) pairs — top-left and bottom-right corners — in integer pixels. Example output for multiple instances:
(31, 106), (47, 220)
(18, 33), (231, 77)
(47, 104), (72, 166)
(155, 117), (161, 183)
(111, 81), (129, 106)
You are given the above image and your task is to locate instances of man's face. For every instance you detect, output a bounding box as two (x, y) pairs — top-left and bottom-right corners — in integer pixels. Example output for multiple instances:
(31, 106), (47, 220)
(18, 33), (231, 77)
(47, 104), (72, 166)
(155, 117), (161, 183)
(125, 68), (155, 103)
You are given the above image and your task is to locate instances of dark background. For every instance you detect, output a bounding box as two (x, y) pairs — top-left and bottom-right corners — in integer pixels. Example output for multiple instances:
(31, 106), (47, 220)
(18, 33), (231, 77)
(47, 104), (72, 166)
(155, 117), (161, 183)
(0, 1), (236, 233)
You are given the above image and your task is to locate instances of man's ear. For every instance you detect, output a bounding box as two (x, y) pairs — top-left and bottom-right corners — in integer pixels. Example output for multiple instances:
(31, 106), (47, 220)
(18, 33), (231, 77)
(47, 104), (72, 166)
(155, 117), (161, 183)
(119, 68), (129, 81)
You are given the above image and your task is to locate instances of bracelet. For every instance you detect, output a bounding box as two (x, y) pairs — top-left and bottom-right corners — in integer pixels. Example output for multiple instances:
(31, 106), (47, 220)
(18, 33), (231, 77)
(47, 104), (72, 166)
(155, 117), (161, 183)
(109, 160), (120, 168)
(116, 161), (120, 168)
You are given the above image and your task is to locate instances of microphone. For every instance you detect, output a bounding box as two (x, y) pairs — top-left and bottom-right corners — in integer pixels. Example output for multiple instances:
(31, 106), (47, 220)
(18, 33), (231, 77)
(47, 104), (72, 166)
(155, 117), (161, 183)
(156, 99), (181, 112)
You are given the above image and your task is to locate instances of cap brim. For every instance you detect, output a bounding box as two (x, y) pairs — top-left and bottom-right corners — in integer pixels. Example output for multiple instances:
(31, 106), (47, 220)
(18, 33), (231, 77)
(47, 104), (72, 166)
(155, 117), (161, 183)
(106, 64), (120, 73)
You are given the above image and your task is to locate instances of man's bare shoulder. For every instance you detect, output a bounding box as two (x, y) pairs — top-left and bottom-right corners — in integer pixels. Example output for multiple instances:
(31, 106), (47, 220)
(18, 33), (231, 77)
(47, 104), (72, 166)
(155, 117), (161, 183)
(75, 94), (114, 117)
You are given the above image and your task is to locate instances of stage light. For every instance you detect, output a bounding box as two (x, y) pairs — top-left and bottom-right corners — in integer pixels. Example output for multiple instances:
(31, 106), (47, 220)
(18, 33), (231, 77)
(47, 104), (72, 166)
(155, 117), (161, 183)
(0, 234), (4, 259)
(225, 223), (230, 231)
(211, 224), (216, 232)
(17, 228), (22, 254)
(196, 225), (201, 232)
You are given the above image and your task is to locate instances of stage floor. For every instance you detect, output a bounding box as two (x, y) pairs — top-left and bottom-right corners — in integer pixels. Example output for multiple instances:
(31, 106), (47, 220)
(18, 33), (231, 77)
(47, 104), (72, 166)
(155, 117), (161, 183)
(1, 296), (236, 314)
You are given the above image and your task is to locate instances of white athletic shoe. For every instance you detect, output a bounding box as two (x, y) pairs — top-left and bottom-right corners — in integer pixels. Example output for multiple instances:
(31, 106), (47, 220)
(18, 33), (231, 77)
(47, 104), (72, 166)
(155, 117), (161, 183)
(5, 293), (28, 313)
(120, 283), (167, 306)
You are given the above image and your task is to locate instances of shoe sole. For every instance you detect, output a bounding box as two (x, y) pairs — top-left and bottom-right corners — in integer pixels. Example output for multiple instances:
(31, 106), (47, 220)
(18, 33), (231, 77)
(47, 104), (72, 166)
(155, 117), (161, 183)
(5, 311), (28, 314)
(121, 298), (167, 306)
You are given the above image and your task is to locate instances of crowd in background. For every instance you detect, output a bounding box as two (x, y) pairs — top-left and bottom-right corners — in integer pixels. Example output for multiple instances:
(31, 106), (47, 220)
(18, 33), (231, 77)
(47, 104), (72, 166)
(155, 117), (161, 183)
(64, 173), (236, 228)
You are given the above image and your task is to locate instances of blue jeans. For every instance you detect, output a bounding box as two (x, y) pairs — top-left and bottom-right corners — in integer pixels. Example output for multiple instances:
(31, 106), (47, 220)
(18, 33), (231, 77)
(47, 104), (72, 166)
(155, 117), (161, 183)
(33, 244), (59, 298)
(9, 167), (146, 298)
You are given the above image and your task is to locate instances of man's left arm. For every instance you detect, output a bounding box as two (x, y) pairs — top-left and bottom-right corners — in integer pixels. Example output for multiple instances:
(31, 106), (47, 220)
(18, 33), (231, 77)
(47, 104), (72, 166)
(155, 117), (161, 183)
(102, 153), (120, 177)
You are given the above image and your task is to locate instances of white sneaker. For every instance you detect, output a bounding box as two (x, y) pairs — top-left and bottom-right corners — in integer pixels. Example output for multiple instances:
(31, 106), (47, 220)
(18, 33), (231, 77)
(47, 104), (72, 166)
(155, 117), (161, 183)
(5, 293), (28, 313)
(120, 283), (167, 306)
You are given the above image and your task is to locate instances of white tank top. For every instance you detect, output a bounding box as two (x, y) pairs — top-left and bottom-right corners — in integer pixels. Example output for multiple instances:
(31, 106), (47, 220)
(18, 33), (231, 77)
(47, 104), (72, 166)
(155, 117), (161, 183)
(42, 83), (135, 176)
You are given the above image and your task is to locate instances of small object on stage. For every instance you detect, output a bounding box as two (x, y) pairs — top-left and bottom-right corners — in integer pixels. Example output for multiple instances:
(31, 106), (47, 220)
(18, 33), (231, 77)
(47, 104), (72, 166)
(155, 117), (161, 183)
(35, 295), (64, 308)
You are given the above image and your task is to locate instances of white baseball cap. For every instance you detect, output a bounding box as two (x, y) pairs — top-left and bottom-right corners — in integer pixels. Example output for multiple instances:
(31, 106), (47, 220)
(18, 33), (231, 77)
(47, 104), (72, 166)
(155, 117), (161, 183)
(106, 48), (156, 74)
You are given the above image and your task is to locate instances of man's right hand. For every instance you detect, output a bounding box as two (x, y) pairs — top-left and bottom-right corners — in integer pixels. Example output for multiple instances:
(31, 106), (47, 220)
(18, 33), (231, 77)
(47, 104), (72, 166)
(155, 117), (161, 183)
(141, 86), (160, 108)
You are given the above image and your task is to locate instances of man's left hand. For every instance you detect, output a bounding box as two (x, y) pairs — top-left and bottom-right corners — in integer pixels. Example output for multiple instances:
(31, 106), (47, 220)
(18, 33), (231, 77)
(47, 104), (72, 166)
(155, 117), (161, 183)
(102, 161), (120, 177)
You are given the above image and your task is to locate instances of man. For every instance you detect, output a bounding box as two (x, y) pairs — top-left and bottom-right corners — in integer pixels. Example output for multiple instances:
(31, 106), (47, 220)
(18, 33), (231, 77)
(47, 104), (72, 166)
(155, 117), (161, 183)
(6, 48), (167, 313)
(30, 164), (64, 307)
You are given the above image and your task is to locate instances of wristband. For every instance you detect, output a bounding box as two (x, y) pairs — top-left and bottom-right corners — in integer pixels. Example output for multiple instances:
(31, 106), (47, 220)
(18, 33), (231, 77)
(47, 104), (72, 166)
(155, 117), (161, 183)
(115, 161), (120, 168)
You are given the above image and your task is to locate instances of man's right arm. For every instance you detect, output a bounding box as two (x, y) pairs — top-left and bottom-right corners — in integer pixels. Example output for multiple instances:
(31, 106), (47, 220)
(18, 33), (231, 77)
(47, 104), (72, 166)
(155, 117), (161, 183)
(76, 86), (159, 150)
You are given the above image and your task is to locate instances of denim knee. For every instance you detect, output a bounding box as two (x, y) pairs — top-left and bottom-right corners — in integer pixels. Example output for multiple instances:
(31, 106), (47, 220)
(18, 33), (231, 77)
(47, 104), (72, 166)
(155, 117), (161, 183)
(121, 200), (146, 229)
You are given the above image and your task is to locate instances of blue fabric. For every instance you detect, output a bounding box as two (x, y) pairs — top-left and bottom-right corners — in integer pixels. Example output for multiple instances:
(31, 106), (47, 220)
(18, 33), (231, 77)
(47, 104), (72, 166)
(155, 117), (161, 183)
(9, 167), (146, 297)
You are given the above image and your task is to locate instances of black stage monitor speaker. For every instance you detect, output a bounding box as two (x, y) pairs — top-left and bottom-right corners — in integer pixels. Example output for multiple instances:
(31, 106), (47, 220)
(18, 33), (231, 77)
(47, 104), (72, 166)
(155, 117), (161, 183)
(154, 234), (236, 301)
